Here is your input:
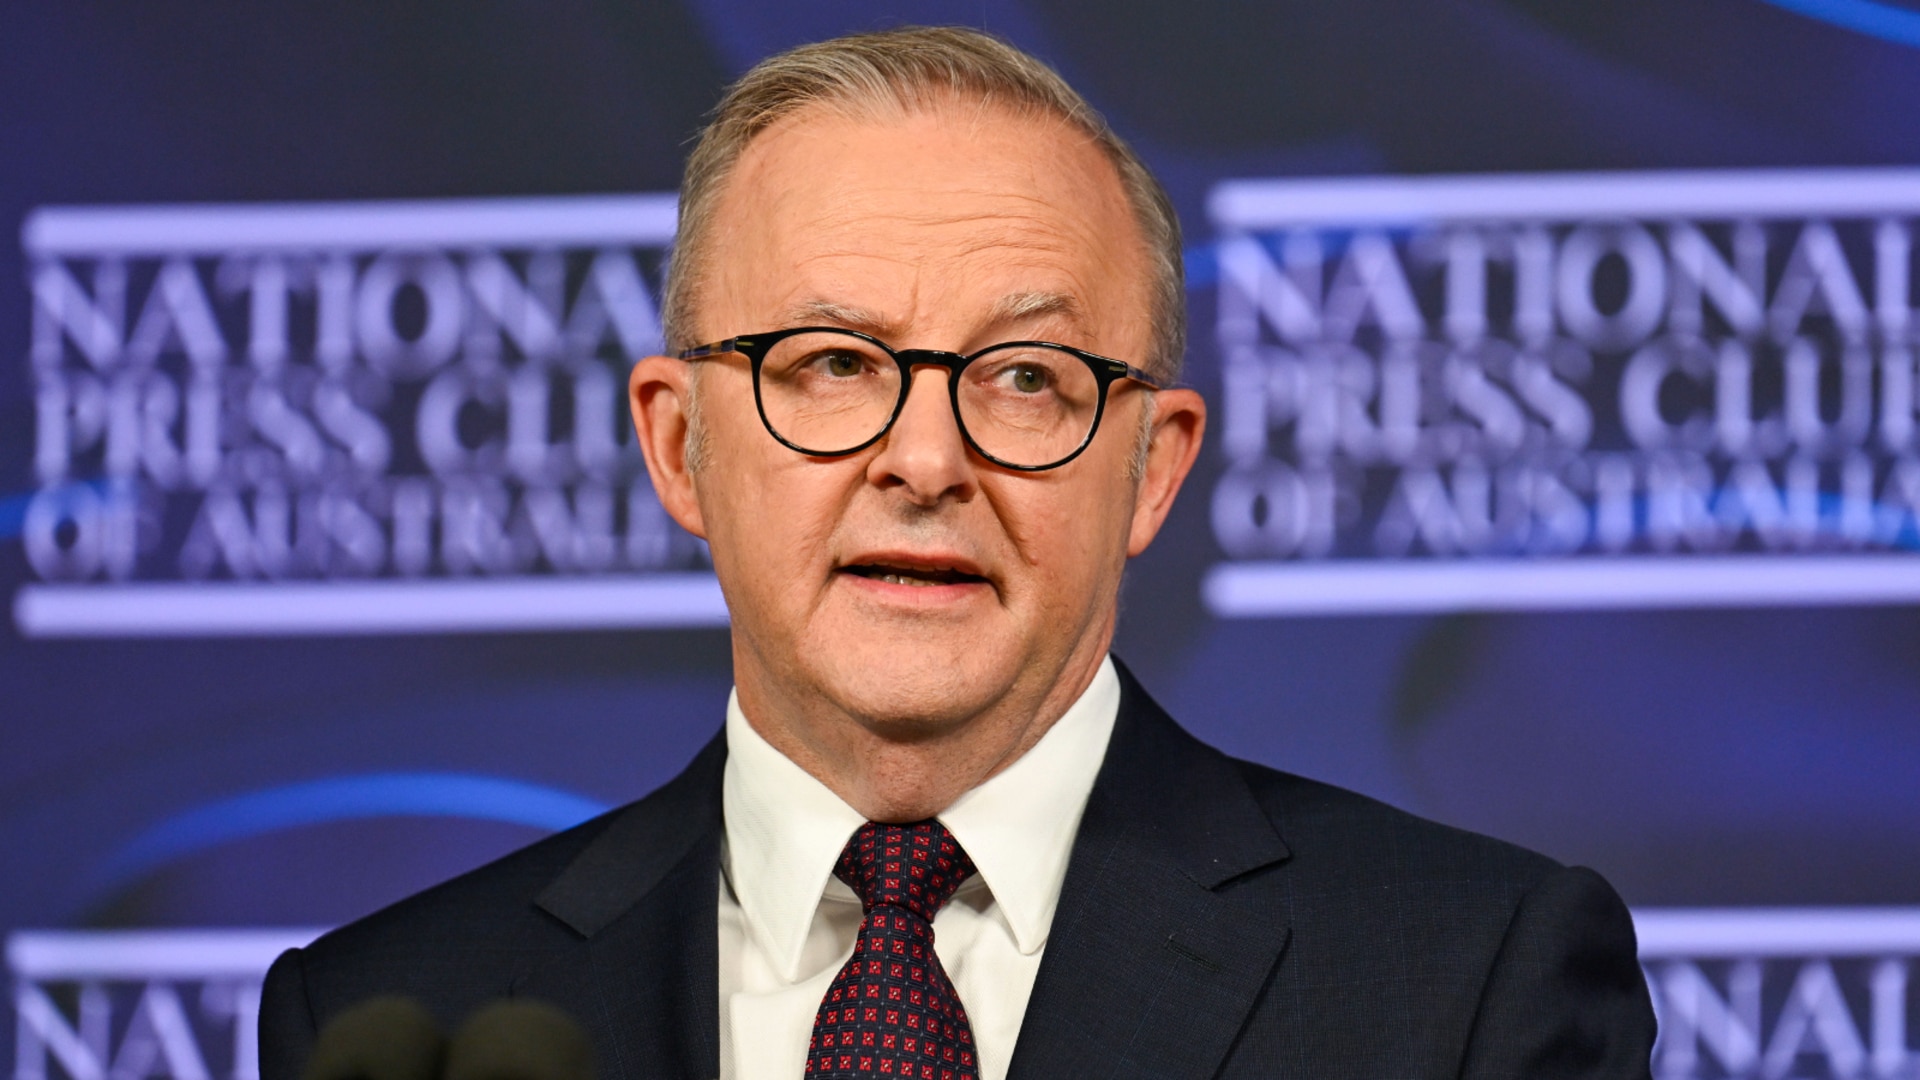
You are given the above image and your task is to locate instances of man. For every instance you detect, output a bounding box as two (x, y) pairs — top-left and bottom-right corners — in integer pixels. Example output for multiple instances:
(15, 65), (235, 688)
(261, 26), (1656, 1080)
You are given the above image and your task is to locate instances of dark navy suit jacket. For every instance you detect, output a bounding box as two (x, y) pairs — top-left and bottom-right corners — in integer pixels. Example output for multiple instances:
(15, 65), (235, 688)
(259, 662), (1656, 1079)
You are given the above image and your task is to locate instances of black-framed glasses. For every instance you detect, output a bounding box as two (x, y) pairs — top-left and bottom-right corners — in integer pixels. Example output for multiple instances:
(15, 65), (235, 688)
(677, 326), (1166, 471)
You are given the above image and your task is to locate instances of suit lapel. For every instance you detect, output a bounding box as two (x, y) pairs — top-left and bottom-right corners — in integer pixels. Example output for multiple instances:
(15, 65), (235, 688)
(519, 731), (727, 1080)
(502, 663), (1289, 1080)
(1008, 662), (1293, 1080)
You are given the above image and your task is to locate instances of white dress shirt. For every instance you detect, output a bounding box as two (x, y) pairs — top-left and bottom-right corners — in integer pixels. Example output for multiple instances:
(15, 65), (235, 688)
(717, 657), (1121, 1080)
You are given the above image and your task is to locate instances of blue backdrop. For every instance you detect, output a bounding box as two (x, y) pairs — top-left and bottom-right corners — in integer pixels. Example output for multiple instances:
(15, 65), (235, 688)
(4, 5), (1920, 1079)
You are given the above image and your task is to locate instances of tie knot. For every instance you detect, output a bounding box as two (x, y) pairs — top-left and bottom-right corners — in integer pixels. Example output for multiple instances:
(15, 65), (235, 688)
(834, 820), (976, 921)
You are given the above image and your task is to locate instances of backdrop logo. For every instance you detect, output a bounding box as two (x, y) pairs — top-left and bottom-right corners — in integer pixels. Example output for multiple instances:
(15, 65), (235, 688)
(14, 195), (725, 636)
(1206, 168), (1920, 615)
(8, 930), (320, 1080)
(1637, 908), (1920, 1079)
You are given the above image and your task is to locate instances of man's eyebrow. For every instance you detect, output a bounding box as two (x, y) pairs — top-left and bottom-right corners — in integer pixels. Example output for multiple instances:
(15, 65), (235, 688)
(987, 290), (1084, 328)
(777, 299), (898, 337)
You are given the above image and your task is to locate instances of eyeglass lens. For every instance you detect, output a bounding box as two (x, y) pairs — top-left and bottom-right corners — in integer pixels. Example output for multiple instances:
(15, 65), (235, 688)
(756, 331), (1104, 467)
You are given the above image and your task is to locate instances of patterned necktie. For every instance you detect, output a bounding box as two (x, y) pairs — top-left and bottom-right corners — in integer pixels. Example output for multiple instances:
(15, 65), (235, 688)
(806, 820), (980, 1080)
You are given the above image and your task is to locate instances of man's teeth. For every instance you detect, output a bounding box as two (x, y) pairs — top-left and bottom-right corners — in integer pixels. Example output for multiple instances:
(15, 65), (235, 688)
(849, 565), (972, 586)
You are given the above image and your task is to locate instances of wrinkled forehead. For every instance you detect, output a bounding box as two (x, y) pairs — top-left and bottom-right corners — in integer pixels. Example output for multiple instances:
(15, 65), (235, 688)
(700, 98), (1152, 347)
(715, 93), (1123, 234)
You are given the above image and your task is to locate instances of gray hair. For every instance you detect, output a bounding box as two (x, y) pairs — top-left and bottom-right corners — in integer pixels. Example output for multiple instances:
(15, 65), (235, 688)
(662, 25), (1186, 383)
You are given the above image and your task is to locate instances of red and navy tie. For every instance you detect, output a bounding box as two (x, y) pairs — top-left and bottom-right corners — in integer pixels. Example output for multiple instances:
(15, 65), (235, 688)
(806, 820), (979, 1080)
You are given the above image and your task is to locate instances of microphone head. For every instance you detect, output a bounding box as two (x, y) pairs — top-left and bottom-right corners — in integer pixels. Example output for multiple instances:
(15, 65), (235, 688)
(443, 1000), (593, 1080)
(302, 996), (446, 1080)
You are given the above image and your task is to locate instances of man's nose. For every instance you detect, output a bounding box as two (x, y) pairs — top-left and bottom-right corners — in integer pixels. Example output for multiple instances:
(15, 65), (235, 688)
(866, 365), (977, 504)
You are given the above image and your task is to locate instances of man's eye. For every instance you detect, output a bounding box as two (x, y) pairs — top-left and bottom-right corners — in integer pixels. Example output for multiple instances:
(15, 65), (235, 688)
(1008, 365), (1050, 393)
(821, 351), (864, 377)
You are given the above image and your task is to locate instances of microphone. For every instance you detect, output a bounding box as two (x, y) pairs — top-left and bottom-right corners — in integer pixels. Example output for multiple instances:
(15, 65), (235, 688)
(302, 997), (446, 1080)
(442, 1001), (594, 1080)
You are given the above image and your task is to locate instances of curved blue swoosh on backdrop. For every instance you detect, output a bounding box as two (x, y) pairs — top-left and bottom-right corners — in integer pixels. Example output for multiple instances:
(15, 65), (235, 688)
(1756, 0), (1920, 47)
(92, 772), (612, 896)
(0, 491), (31, 541)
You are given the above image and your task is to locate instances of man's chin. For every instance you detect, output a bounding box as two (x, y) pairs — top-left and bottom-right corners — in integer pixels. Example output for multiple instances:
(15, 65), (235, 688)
(814, 656), (1017, 735)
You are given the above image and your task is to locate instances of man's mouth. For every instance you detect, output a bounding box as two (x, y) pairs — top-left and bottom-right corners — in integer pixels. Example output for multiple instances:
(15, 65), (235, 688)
(840, 563), (988, 588)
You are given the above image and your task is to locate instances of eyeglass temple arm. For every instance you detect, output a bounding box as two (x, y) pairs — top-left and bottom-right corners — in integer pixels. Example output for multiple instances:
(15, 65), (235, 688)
(1119, 362), (1171, 390)
(677, 338), (744, 360)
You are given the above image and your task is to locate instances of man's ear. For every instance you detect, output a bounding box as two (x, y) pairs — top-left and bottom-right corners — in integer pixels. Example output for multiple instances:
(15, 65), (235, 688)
(628, 355), (708, 539)
(1127, 387), (1206, 557)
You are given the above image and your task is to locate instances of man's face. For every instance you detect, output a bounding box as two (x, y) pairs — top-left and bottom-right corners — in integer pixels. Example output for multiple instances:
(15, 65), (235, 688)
(639, 100), (1199, 740)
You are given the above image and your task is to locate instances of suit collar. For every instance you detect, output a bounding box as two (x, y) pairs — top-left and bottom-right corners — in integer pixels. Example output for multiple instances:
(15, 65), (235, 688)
(1009, 658), (1293, 1080)
(921, 655), (1121, 955)
(529, 658), (1275, 938)
(522, 659), (1295, 1080)
(524, 729), (726, 1080)
(534, 728), (727, 937)
(1102, 658), (1290, 887)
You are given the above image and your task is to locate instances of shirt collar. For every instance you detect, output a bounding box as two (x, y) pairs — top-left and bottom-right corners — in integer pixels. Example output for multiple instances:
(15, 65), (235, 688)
(722, 695), (866, 983)
(721, 656), (1121, 980)
(937, 657), (1118, 955)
